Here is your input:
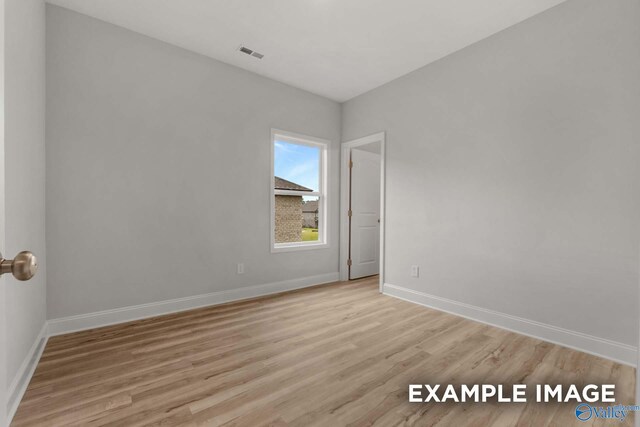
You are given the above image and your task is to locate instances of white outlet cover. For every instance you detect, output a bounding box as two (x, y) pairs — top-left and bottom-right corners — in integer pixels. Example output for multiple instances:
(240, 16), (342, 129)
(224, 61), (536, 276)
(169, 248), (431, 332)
(411, 265), (419, 278)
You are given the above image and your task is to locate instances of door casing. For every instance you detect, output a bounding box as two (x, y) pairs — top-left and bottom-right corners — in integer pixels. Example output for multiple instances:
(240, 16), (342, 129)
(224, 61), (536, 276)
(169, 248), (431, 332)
(0, 0), (7, 423)
(339, 132), (385, 292)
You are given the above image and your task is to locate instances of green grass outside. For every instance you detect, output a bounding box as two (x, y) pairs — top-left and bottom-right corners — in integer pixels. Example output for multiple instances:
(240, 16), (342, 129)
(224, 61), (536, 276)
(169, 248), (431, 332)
(301, 228), (319, 241)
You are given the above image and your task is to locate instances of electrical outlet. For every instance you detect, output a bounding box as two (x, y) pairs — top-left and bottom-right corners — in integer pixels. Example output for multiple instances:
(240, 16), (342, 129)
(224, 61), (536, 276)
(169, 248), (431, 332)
(410, 265), (419, 278)
(237, 263), (245, 274)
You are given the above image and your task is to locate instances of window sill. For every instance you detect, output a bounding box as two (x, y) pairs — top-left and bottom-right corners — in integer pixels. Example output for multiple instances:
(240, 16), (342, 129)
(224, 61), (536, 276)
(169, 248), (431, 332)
(271, 242), (329, 253)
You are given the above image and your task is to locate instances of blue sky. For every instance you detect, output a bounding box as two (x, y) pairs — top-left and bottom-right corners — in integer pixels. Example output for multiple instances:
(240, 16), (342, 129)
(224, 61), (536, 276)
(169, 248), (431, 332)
(274, 140), (320, 192)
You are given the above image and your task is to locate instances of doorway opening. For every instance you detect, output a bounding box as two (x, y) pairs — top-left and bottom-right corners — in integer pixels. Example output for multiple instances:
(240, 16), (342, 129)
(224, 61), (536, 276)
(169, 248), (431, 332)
(340, 132), (385, 292)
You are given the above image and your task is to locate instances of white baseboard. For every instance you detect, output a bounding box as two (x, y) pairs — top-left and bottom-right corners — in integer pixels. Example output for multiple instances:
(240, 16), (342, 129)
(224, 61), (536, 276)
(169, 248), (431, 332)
(48, 272), (340, 336)
(383, 283), (637, 367)
(6, 321), (49, 425)
(12, 275), (631, 426)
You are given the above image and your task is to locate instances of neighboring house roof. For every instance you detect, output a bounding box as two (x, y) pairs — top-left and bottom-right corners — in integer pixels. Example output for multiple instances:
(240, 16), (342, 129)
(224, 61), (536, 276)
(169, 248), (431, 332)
(302, 200), (319, 213)
(274, 176), (313, 192)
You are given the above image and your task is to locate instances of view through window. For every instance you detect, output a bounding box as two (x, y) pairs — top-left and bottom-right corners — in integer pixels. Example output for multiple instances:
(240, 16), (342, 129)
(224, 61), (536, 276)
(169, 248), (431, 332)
(272, 131), (327, 250)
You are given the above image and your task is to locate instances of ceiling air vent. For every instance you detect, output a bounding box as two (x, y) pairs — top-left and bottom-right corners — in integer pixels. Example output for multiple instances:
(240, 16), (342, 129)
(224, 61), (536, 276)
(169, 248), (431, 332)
(238, 45), (264, 59)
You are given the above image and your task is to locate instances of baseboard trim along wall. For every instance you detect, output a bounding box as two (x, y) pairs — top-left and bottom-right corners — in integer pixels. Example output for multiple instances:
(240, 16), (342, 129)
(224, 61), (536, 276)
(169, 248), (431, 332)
(7, 273), (339, 423)
(383, 283), (637, 367)
(10, 275), (633, 424)
(7, 322), (49, 424)
(47, 272), (340, 336)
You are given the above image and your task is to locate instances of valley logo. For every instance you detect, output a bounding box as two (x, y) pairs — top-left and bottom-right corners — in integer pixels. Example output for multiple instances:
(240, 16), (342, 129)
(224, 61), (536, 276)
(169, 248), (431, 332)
(575, 403), (640, 422)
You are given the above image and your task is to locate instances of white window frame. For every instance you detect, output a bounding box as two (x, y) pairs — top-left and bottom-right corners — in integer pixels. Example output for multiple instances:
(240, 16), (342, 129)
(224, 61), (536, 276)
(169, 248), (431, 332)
(271, 129), (329, 253)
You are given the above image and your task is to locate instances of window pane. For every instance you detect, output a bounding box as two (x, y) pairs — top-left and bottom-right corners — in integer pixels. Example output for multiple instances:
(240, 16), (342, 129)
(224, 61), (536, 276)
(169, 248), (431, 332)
(302, 196), (320, 242)
(274, 195), (320, 244)
(274, 140), (320, 192)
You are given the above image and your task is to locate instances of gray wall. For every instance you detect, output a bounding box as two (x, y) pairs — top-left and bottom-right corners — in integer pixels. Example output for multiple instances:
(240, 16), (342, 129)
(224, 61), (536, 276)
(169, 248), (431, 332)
(46, 6), (341, 319)
(343, 0), (640, 347)
(4, 0), (47, 396)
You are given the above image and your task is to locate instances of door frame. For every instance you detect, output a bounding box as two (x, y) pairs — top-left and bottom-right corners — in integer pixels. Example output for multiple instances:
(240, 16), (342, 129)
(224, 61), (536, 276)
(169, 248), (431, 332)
(340, 132), (386, 292)
(0, 0), (7, 423)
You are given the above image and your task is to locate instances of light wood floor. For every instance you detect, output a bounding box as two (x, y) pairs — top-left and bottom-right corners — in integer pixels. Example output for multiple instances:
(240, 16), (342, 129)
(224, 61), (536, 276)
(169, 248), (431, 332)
(13, 277), (635, 426)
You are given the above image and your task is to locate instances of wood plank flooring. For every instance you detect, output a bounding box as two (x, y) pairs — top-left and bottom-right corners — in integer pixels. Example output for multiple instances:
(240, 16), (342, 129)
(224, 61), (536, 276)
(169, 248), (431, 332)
(12, 277), (636, 426)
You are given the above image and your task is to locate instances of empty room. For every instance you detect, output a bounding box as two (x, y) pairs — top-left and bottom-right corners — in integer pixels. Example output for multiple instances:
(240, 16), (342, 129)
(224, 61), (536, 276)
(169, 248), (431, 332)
(0, 0), (639, 425)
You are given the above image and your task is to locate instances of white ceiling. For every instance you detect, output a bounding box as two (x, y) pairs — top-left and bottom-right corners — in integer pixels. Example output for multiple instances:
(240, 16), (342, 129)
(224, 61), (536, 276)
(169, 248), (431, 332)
(46, 0), (567, 102)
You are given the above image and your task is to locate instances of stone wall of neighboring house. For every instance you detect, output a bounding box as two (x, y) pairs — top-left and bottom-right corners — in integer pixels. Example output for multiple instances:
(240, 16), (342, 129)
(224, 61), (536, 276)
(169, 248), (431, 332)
(275, 195), (303, 242)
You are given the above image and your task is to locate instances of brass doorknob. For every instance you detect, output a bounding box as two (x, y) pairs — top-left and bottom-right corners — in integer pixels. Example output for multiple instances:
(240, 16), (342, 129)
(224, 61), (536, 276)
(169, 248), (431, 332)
(0, 251), (38, 281)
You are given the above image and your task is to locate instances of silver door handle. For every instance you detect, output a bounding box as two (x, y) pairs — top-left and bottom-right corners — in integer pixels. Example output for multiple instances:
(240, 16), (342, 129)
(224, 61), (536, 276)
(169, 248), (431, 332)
(0, 251), (37, 281)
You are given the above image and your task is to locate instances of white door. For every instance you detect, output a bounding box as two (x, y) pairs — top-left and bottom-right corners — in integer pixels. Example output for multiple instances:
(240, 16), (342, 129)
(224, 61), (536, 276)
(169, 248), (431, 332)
(349, 149), (381, 279)
(0, 0), (7, 423)
(0, 281), (5, 427)
(0, 279), (5, 427)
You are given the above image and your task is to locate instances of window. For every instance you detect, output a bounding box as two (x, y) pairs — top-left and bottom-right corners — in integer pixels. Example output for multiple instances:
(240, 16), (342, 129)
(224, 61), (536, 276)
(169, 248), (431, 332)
(271, 129), (328, 252)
